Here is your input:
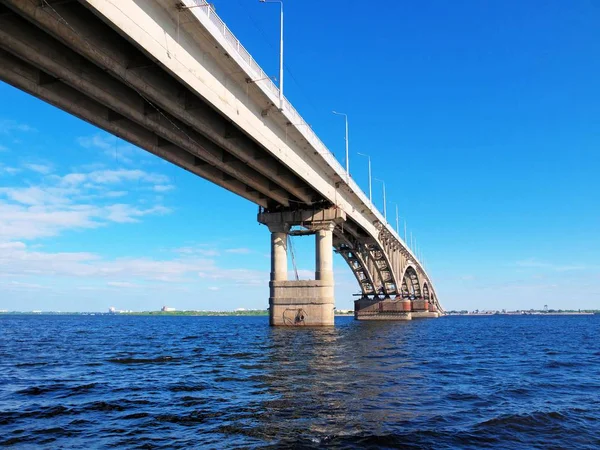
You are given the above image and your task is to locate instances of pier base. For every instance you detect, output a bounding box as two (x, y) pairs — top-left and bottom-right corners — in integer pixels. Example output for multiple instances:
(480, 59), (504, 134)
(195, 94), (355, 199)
(269, 280), (334, 326)
(354, 297), (412, 321)
(259, 207), (345, 327)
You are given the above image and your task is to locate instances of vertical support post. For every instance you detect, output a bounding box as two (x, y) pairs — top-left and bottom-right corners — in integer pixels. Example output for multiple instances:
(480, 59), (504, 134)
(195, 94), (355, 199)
(315, 224), (334, 283)
(270, 227), (288, 281)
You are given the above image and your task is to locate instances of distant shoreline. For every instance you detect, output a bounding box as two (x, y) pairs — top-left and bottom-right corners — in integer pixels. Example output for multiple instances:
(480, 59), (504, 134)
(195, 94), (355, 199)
(1, 311), (597, 317)
(446, 312), (598, 316)
(0, 311), (357, 317)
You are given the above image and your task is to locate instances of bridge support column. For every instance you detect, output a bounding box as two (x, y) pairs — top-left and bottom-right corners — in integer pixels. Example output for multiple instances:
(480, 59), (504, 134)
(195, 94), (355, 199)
(259, 208), (345, 326)
(269, 225), (289, 282)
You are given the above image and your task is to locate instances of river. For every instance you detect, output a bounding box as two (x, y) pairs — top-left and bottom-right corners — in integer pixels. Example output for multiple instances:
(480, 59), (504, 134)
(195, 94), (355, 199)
(1, 314), (599, 448)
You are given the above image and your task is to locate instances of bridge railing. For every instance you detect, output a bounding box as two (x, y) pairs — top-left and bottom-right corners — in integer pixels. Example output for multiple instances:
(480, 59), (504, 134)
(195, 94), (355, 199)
(182, 0), (432, 282)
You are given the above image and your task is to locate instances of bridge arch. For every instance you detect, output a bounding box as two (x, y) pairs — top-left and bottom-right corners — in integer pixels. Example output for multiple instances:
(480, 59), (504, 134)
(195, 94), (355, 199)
(400, 265), (422, 299)
(333, 234), (377, 296)
(422, 282), (430, 300)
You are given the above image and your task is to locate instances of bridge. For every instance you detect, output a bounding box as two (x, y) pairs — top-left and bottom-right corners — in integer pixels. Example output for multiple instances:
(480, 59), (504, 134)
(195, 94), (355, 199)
(0, 0), (443, 325)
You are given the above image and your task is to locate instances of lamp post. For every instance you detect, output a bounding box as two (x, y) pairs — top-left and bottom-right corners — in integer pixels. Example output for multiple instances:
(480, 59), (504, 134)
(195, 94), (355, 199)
(390, 202), (400, 235)
(259, 0), (284, 110)
(357, 152), (372, 204)
(374, 177), (386, 221)
(332, 111), (349, 181)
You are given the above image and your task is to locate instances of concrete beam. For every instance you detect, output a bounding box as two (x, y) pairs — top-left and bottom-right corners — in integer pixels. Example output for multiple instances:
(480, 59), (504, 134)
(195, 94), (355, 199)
(0, 49), (269, 207)
(0, 13), (292, 207)
(2, 0), (318, 205)
(258, 208), (346, 229)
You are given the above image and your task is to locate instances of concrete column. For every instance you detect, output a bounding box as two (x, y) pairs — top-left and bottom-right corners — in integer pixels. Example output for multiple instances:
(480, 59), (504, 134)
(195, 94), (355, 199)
(258, 208), (344, 326)
(315, 223), (334, 283)
(270, 230), (288, 282)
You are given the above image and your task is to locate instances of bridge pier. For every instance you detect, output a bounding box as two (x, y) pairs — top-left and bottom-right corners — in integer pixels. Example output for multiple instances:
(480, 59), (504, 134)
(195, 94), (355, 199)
(259, 208), (345, 326)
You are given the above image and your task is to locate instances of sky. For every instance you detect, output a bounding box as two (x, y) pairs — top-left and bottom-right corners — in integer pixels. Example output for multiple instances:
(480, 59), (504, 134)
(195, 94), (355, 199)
(0, 0), (599, 312)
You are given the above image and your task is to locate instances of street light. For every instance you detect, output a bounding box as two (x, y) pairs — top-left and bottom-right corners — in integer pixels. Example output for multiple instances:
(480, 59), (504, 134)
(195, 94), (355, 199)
(391, 202), (400, 235)
(259, 0), (284, 111)
(374, 177), (386, 221)
(332, 111), (349, 180)
(357, 152), (372, 204)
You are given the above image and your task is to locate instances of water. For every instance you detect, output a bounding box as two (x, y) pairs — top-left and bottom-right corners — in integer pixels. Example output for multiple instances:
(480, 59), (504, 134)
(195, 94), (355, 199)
(1, 314), (599, 449)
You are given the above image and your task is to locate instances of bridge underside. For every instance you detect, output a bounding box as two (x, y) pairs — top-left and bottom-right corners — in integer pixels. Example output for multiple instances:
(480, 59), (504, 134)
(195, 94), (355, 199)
(0, 0), (443, 324)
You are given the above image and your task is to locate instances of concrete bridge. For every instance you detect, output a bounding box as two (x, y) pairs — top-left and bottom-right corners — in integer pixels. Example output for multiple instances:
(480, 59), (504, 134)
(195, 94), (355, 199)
(0, 0), (443, 325)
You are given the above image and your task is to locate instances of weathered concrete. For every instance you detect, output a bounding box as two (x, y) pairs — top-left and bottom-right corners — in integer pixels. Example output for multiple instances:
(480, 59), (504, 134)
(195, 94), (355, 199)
(354, 297), (412, 321)
(269, 280), (334, 326)
(260, 208), (343, 326)
(412, 311), (441, 319)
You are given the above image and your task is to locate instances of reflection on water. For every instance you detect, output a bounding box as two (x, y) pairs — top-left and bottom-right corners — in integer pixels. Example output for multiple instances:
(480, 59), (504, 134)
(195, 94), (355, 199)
(1, 315), (599, 448)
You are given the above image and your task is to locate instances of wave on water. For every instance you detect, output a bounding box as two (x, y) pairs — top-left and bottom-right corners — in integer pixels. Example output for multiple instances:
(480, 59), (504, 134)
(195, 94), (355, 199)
(1, 315), (599, 448)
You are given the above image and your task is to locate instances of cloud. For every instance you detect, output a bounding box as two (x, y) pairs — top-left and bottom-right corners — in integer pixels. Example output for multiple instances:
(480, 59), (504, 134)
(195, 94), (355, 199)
(77, 135), (113, 150)
(107, 281), (140, 288)
(0, 167), (174, 240)
(24, 163), (53, 175)
(0, 119), (36, 134)
(105, 204), (171, 223)
(225, 248), (252, 254)
(0, 242), (216, 282)
(516, 258), (590, 272)
(0, 145), (8, 152)
(153, 184), (175, 193)
(77, 134), (152, 165)
(0, 165), (20, 176)
(0, 242), (270, 291)
(175, 246), (220, 257)
(61, 169), (169, 186)
(197, 268), (265, 286)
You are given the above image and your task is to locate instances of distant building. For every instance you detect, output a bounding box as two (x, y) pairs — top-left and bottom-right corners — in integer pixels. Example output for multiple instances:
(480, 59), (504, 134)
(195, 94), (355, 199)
(109, 307), (116, 314)
(235, 308), (247, 312)
(161, 306), (176, 312)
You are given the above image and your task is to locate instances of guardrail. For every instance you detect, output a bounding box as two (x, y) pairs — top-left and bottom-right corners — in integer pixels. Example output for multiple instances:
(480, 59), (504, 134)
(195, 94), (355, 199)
(181, 0), (433, 285)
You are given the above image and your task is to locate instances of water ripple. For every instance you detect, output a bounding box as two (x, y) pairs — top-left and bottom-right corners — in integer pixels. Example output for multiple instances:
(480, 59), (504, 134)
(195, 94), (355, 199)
(0, 314), (599, 448)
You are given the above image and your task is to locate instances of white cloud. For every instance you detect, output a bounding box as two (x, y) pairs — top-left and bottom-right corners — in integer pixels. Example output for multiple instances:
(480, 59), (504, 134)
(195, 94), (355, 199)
(0, 242), (215, 282)
(0, 166), (174, 240)
(225, 248), (252, 254)
(105, 204), (171, 223)
(0, 119), (36, 134)
(516, 258), (590, 272)
(24, 163), (53, 175)
(105, 191), (128, 198)
(208, 286), (220, 291)
(77, 135), (113, 150)
(153, 184), (175, 193)
(61, 169), (169, 186)
(0, 145), (8, 152)
(107, 281), (140, 288)
(176, 246), (220, 257)
(77, 134), (152, 165)
(0, 165), (20, 176)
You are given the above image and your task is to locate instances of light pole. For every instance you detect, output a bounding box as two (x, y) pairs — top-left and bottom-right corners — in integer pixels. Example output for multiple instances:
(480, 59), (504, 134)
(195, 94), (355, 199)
(374, 178), (386, 221)
(391, 203), (400, 235)
(357, 152), (372, 203)
(404, 220), (407, 243)
(332, 111), (349, 181)
(259, 0), (284, 111)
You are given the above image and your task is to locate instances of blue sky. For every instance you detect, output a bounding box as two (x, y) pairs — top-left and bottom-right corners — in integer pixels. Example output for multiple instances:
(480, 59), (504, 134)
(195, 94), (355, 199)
(1, 1), (599, 312)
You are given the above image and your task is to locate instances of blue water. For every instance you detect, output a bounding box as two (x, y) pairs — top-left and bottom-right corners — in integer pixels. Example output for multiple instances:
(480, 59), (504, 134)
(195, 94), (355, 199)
(1, 315), (599, 449)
